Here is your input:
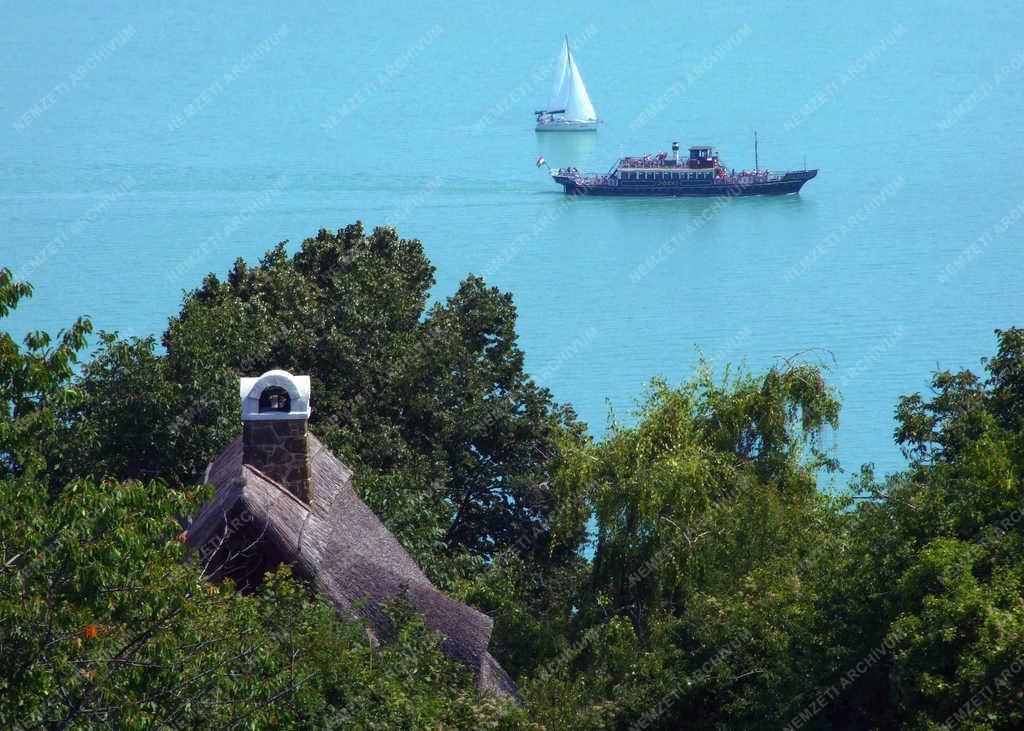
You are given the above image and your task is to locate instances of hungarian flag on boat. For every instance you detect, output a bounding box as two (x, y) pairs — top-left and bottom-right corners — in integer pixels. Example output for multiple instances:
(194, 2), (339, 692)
(536, 156), (546, 168)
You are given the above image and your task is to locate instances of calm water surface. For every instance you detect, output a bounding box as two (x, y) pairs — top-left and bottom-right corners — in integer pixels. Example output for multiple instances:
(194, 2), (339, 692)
(3, 1), (1023, 481)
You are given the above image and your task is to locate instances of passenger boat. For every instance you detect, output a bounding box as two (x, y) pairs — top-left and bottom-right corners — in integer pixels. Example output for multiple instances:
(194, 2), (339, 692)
(547, 141), (817, 196)
(535, 36), (598, 132)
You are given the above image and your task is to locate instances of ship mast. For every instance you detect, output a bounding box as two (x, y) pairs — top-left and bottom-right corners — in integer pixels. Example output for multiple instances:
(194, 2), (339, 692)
(754, 130), (759, 173)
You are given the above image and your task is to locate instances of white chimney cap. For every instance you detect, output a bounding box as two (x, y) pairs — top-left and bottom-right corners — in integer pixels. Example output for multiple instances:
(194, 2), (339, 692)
(239, 370), (312, 421)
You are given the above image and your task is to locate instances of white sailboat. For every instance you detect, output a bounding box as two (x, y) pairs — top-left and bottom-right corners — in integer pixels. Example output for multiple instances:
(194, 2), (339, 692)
(535, 36), (598, 132)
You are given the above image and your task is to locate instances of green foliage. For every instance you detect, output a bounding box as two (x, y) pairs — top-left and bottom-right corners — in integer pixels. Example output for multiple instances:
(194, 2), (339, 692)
(841, 334), (1024, 729)
(523, 337), (1023, 730)
(0, 475), (520, 729)
(5, 228), (1024, 728)
(59, 225), (586, 578)
(55, 333), (178, 485)
(524, 362), (846, 729)
(576, 363), (838, 636)
(0, 267), (91, 480)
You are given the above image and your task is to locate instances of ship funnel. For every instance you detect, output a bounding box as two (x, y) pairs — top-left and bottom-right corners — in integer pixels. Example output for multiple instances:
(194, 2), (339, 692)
(672, 141), (680, 164)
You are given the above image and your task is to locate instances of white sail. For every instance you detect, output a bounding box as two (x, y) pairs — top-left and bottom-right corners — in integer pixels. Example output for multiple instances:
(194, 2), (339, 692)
(546, 39), (571, 111)
(545, 39), (597, 122)
(563, 52), (597, 121)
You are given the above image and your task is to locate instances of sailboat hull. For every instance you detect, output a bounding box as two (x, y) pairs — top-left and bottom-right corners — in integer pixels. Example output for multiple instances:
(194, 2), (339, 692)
(536, 119), (598, 132)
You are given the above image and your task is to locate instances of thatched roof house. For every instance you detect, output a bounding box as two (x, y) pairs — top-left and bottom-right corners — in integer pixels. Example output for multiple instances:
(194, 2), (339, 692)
(185, 370), (517, 698)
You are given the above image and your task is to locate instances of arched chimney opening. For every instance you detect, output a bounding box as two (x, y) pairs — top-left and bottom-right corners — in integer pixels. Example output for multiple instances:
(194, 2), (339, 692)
(259, 385), (291, 413)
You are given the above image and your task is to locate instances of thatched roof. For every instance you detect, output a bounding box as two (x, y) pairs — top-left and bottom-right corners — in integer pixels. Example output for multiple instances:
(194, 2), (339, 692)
(186, 433), (517, 698)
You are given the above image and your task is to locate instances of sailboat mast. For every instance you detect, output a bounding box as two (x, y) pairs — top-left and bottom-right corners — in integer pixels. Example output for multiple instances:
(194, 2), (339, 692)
(565, 34), (571, 64)
(754, 131), (759, 173)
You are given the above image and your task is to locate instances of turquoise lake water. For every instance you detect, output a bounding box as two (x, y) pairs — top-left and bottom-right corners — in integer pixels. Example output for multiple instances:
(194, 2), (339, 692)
(3, 1), (1023, 481)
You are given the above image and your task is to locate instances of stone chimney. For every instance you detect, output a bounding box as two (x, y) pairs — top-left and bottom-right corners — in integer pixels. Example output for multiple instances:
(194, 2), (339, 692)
(239, 370), (313, 503)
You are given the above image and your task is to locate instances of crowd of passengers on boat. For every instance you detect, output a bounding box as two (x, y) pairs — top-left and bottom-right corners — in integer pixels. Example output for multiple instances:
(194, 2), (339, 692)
(618, 151), (706, 168)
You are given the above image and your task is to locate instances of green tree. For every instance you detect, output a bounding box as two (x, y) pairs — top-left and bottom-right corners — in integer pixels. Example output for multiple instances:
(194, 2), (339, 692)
(0, 267), (91, 483)
(0, 272), (526, 729)
(55, 333), (177, 485)
(577, 362), (838, 637)
(14, 212), (1024, 729)
(0, 475), (521, 729)
(523, 361), (846, 730)
(67, 224), (586, 578)
(841, 328), (1024, 729)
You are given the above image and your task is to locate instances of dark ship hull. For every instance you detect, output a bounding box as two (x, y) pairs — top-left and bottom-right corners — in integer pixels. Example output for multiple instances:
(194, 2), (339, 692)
(546, 141), (817, 197)
(552, 169), (817, 197)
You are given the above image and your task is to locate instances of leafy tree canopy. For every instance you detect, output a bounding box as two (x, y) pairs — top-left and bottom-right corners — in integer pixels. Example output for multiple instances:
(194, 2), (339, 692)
(3, 233), (1023, 729)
